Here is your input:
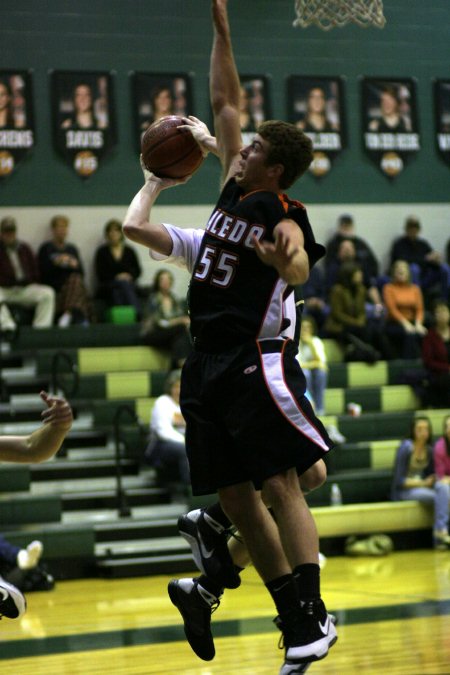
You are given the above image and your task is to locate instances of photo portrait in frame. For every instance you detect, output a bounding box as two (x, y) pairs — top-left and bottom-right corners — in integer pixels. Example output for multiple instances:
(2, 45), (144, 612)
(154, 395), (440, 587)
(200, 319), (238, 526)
(435, 79), (450, 167)
(51, 70), (116, 178)
(238, 75), (271, 145)
(362, 77), (420, 178)
(132, 72), (194, 151)
(0, 70), (35, 178)
(287, 76), (345, 178)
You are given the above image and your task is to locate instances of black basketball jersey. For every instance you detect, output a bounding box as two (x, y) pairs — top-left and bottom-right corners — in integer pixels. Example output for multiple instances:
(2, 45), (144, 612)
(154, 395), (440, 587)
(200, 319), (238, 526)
(187, 178), (325, 351)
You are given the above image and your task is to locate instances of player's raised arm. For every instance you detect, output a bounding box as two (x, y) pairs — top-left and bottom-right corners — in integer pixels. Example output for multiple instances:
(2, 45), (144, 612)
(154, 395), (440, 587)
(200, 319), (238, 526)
(210, 0), (243, 182)
(122, 158), (189, 255)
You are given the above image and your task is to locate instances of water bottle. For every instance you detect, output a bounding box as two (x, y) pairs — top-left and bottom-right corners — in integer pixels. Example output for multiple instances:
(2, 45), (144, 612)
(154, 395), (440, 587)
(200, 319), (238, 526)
(330, 482), (342, 507)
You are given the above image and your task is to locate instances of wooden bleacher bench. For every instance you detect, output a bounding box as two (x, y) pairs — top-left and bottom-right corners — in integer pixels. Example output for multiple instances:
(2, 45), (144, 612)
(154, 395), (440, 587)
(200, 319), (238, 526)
(312, 501), (433, 539)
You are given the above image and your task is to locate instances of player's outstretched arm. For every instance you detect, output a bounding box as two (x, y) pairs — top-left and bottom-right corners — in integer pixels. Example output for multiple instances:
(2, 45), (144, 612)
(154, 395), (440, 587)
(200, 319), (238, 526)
(0, 391), (73, 463)
(123, 158), (190, 254)
(210, 0), (242, 180)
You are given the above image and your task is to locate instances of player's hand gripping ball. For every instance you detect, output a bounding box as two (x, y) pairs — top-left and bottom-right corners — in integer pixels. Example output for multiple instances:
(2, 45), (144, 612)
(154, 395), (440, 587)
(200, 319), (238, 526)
(141, 115), (204, 179)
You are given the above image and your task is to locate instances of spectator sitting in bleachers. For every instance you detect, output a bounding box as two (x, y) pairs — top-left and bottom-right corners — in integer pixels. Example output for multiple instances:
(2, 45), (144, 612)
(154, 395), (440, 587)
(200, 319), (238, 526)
(38, 215), (93, 327)
(433, 414), (450, 492)
(325, 213), (380, 290)
(94, 219), (142, 317)
(0, 217), (55, 333)
(421, 299), (450, 408)
(144, 369), (189, 501)
(140, 269), (192, 369)
(383, 260), (427, 359)
(390, 216), (448, 307)
(325, 238), (384, 315)
(297, 316), (328, 415)
(298, 263), (329, 334)
(0, 537), (42, 575)
(324, 262), (390, 362)
(391, 416), (450, 550)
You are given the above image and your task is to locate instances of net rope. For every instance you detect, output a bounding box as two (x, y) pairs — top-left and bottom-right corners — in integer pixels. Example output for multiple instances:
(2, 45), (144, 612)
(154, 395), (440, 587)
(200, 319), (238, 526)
(294, 0), (386, 30)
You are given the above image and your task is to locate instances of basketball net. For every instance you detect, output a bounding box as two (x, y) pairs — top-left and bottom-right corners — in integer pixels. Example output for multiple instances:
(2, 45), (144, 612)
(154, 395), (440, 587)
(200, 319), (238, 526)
(293, 0), (386, 30)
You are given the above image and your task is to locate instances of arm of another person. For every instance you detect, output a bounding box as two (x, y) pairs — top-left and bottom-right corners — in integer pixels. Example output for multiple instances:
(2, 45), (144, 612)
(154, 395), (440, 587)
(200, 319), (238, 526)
(210, 0), (243, 183)
(0, 392), (73, 463)
(412, 285), (426, 330)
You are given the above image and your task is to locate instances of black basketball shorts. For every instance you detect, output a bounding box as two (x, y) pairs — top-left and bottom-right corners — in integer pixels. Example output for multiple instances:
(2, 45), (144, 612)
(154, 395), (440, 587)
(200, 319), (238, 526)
(180, 337), (333, 496)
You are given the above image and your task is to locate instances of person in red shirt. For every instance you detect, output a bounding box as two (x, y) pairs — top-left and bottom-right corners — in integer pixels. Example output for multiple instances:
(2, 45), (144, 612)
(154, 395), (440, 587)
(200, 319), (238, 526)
(433, 415), (450, 484)
(422, 300), (450, 407)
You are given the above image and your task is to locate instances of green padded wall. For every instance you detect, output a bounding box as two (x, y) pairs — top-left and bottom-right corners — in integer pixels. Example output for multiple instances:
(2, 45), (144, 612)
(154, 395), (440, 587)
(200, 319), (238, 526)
(1, 0), (450, 206)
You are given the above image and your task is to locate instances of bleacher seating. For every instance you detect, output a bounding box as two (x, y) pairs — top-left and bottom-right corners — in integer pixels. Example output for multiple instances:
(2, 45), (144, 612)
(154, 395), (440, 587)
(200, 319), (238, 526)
(1, 327), (449, 578)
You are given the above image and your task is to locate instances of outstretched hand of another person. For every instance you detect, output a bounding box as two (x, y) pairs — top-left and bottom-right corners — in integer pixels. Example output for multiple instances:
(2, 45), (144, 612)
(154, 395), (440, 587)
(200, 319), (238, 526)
(179, 116), (218, 157)
(40, 391), (73, 432)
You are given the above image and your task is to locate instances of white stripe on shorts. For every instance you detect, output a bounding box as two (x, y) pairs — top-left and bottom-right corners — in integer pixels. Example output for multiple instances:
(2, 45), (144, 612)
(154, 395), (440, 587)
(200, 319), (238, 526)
(260, 349), (329, 451)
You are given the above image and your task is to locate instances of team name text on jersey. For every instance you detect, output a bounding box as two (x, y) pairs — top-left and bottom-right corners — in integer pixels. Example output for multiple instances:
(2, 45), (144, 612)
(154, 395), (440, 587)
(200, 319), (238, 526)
(206, 209), (266, 249)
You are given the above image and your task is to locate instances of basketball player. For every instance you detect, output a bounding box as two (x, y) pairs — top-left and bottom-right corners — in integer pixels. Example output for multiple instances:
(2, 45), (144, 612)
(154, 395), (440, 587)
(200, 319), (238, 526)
(123, 1), (336, 672)
(0, 390), (73, 620)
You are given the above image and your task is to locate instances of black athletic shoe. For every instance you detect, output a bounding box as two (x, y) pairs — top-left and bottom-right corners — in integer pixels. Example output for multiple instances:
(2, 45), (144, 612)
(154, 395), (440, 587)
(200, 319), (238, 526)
(178, 508), (241, 589)
(277, 599), (337, 674)
(168, 578), (220, 661)
(0, 577), (26, 619)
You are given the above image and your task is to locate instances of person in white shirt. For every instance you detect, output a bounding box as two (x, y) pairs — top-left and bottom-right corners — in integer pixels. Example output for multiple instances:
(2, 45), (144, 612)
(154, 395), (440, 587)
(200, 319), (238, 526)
(145, 370), (189, 496)
(297, 317), (328, 416)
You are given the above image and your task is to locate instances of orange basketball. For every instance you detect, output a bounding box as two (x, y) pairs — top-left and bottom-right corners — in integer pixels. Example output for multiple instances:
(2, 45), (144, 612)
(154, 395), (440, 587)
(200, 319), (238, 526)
(141, 115), (204, 179)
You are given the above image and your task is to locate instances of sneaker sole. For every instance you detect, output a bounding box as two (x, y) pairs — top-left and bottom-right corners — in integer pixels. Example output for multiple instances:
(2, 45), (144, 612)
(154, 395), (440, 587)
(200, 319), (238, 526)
(0, 579), (26, 619)
(280, 661), (312, 674)
(281, 633), (337, 674)
(286, 623), (338, 664)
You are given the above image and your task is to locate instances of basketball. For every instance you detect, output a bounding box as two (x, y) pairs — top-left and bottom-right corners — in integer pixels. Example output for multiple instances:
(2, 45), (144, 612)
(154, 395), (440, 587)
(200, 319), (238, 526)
(141, 115), (204, 179)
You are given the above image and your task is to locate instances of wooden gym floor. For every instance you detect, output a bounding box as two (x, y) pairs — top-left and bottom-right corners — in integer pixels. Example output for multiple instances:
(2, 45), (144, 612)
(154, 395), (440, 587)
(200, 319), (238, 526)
(1, 549), (449, 674)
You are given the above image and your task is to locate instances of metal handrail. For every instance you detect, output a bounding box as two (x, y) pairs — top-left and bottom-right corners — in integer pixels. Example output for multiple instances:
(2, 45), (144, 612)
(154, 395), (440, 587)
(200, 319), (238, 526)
(113, 404), (140, 518)
(51, 351), (79, 398)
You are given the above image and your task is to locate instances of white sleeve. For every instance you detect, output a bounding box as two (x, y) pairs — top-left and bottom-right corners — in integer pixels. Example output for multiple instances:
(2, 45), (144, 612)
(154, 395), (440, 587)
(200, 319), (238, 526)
(150, 224), (204, 273)
(150, 395), (185, 443)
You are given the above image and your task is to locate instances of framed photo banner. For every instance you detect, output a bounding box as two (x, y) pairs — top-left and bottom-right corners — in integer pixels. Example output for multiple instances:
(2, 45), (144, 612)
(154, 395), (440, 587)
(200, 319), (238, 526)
(362, 77), (420, 178)
(131, 72), (194, 152)
(238, 75), (271, 145)
(0, 70), (35, 178)
(435, 79), (450, 167)
(287, 76), (345, 178)
(51, 70), (117, 178)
